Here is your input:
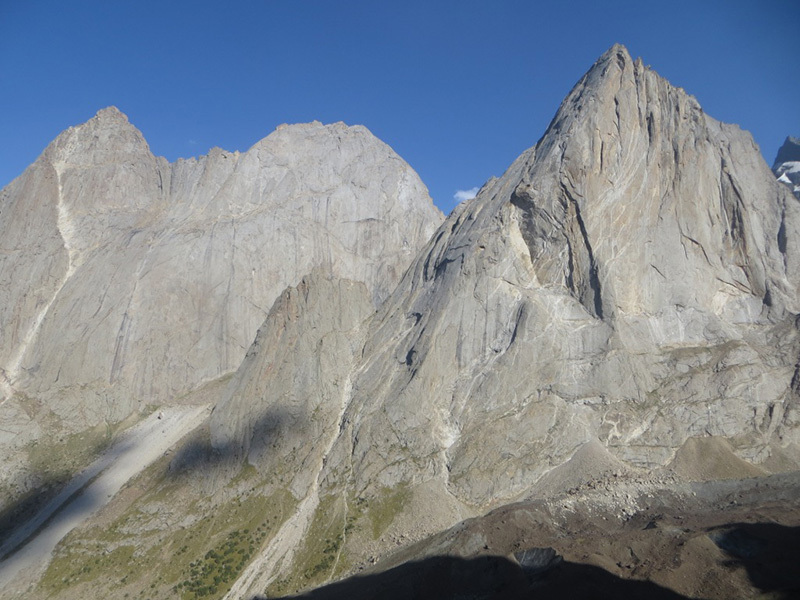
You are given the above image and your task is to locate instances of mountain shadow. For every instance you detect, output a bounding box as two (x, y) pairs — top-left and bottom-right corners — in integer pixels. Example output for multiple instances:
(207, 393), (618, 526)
(709, 522), (800, 598)
(0, 404), (296, 569)
(258, 553), (691, 600)
(166, 405), (296, 478)
(259, 521), (800, 599)
(0, 473), (69, 552)
(0, 473), (102, 562)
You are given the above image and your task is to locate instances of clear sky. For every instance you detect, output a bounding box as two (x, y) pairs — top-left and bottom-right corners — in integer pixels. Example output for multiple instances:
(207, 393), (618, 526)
(1, 0), (797, 214)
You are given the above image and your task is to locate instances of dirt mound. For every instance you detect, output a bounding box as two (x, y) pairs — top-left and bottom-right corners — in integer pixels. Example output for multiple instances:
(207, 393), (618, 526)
(665, 437), (766, 482)
(530, 439), (634, 498)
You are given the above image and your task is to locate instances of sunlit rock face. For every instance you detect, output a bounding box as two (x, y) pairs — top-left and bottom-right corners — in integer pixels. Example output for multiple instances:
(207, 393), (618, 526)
(0, 108), (442, 434)
(311, 44), (800, 509)
(199, 47), (800, 599)
(7, 44), (800, 600)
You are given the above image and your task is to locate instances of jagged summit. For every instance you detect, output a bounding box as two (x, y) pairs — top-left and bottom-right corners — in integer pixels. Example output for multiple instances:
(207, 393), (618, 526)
(41, 105), (154, 170)
(773, 136), (800, 199)
(537, 44), (689, 146)
(774, 135), (800, 167)
(308, 40), (800, 506)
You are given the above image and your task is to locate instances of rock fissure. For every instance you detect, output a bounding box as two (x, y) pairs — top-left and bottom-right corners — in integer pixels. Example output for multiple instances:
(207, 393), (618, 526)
(561, 182), (604, 319)
(2, 162), (79, 396)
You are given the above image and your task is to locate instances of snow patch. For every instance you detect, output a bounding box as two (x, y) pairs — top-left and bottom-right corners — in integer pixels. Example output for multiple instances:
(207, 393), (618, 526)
(781, 161), (800, 174)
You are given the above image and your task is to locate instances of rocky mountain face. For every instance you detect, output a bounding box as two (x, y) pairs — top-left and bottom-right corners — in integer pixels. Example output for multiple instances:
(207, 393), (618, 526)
(204, 44), (800, 596)
(0, 111), (442, 501)
(774, 136), (800, 198)
(4, 44), (800, 600)
(210, 269), (373, 497)
(330, 44), (800, 502)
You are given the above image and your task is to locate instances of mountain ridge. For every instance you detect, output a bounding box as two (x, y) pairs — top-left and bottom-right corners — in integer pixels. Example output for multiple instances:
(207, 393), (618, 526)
(2, 43), (799, 600)
(182, 44), (800, 598)
(0, 108), (443, 528)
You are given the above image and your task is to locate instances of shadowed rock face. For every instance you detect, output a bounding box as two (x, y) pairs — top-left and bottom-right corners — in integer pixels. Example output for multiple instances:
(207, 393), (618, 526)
(209, 269), (373, 499)
(0, 111), (442, 431)
(774, 136), (800, 199)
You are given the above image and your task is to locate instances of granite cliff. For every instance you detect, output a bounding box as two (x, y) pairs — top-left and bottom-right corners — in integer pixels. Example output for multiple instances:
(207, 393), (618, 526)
(2, 44), (799, 600)
(207, 44), (800, 596)
(326, 43), (800, 506)
(0, 111), (442, 510)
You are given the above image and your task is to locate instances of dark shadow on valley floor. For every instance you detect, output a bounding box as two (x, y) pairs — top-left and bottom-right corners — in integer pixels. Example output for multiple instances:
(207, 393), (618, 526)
(257, 521), (800, 600)
(0, 475), (67, 550)
(0, 405), (296, 562)
(0, 435), (133, 558)
(256, 553), (692, 600)
(709, 522), (800, 598)
(0, 480), (103, 569)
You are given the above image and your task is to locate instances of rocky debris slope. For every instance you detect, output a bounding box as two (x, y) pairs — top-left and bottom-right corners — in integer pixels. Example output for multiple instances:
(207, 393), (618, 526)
(773, 136), (800, 199)
(0, 110), (441, 507)
(297, 470), (800, 600)
(209, 44), (800, 596)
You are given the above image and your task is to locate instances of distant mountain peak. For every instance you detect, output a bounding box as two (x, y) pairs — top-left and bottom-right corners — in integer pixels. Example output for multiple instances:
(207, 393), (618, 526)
(773, 136), (800, 199)
(774, 136), (800, 167)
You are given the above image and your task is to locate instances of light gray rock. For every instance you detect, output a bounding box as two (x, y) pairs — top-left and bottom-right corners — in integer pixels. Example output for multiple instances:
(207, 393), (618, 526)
(15, 45), (800, 600)
(0, 109), (442, 496)
(209, 269), (373, 499)
(319, 44), (800, 511)
(215, 48), (800, 598)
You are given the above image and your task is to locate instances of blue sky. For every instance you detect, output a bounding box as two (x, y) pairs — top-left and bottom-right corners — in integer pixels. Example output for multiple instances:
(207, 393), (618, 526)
(1, 0), (797, 214)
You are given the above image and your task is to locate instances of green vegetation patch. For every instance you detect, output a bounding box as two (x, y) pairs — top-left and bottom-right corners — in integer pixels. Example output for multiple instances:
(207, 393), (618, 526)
(39, 478), (294, 600)
(266, 494), (348, 597)
(175, 526), (266, 599)
(41, 542), (135, 589)
(26, 414), (144, 480)
(367, 484), (410, 539)
(267, 484), (412, 597)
